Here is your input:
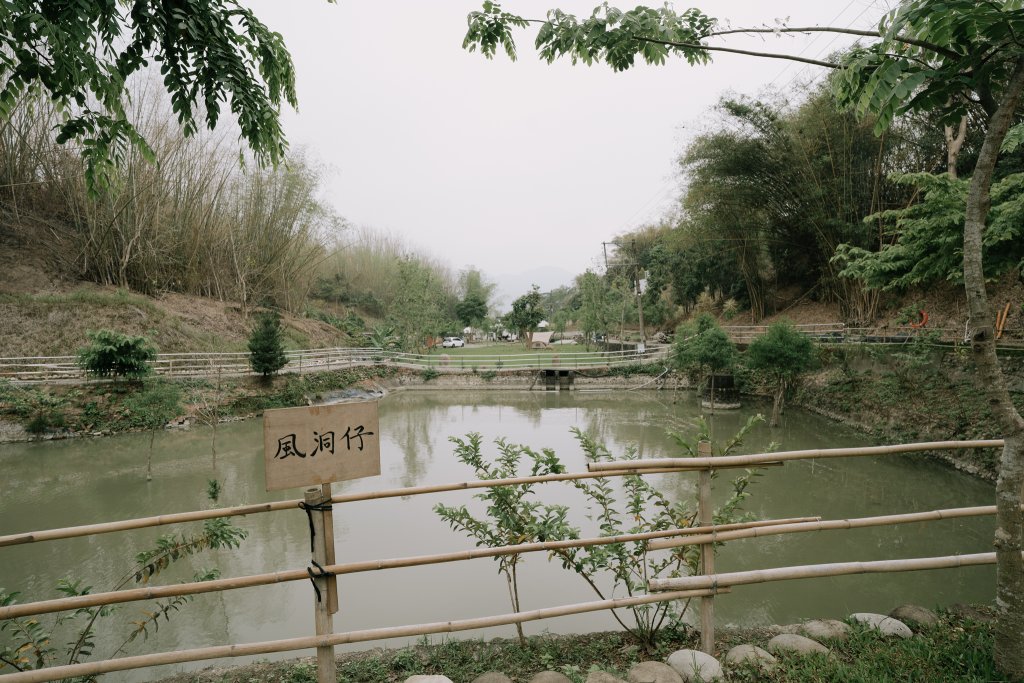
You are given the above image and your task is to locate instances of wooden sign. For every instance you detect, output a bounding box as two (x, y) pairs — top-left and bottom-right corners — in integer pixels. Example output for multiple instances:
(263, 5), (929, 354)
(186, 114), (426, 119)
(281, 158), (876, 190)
(263, 401), (380, 491)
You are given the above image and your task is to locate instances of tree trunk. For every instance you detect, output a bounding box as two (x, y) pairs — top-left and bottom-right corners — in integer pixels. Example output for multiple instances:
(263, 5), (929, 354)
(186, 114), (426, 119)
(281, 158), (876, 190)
(945, 115), (968, 178)
(961, 57), (1024, 678)
(770, 379), (785, 428)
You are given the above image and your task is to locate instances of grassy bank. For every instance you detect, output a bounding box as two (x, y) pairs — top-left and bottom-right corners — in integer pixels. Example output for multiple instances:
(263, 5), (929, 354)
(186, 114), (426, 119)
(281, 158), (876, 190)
(157, 608), (1004, 683)
(785, 343), (1024, 481)
(0, 366), (399, 438)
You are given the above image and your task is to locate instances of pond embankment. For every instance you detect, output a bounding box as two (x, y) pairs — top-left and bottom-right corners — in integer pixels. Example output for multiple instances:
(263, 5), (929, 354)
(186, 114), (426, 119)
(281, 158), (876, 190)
(3, 344), (1021, 484)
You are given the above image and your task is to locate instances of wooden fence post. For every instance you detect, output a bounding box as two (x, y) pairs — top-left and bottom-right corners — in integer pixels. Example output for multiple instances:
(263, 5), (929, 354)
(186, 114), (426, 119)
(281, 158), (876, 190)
(304, 487), (337, 683)
(697, 439), (715, 655)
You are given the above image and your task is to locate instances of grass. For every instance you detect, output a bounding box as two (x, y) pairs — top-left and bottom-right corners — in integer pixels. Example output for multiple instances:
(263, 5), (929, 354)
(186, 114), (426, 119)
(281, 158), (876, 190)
(157, 610), (1006, 683)
(792, 345), (1024, 480)
(0, 288), (165, 317)
(0, 366), (399, 436)
(402, 343), (651, 370)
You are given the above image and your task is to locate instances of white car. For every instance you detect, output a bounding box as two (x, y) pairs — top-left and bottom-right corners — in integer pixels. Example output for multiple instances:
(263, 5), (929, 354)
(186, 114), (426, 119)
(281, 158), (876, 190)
(441, 337), (465, 348)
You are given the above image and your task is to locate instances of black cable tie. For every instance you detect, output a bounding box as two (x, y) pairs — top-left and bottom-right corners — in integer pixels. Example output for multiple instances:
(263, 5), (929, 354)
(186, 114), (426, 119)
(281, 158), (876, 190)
(298, 501), (334, 553)
(306, 560), (335, 603)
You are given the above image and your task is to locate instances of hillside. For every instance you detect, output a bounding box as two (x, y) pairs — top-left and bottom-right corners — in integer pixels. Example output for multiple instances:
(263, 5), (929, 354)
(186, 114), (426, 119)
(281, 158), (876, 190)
(0, 233), (351, 358)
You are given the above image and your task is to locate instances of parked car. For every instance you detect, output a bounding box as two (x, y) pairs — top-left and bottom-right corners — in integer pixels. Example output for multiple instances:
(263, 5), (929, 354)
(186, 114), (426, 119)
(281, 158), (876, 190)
(441, 337), (465, 348)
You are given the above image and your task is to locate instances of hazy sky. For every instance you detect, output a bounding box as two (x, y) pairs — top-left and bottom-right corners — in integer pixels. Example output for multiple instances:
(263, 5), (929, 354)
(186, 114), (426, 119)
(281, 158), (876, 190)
(244, 1), (888, 290)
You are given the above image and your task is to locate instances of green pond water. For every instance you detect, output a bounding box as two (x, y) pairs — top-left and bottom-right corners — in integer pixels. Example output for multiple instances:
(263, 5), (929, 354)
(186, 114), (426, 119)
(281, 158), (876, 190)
(0, 389), (997, 681)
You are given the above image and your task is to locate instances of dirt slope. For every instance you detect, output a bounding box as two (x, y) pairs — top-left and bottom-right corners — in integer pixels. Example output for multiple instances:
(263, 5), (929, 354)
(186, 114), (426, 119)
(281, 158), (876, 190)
(0, 237), (349, 357)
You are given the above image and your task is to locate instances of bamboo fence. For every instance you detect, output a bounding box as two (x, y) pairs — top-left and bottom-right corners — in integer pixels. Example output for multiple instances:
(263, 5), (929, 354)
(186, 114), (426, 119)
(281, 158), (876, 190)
(587, 439), (1004, 472)
(0, 438), (1008, 683)
(0, 589), (722, 683)
(0, 516), (817, 620)
(0, 464), (780, 548)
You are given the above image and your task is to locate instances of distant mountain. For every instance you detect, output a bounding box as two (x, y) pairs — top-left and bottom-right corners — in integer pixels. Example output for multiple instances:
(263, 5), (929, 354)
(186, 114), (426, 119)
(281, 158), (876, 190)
(491, 266), (576, 313)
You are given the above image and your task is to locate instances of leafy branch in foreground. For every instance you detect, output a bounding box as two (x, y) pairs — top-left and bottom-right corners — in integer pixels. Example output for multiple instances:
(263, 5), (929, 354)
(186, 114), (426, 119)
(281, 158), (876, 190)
(0, 489), (247, 675)
(434, 415), (771, 650)
(435, 433), (574, 645)
(0, 0), (305, 192)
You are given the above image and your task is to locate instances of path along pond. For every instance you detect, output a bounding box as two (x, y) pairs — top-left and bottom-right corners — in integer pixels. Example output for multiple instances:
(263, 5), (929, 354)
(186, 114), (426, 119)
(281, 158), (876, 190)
(0, 389), (997, 681)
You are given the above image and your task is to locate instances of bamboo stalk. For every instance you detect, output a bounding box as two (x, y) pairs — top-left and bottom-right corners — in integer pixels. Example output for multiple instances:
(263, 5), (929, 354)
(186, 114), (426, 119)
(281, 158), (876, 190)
(587, 439), (1005, 472)
(648, 552), (1013, 593)
(0, 516), (813, 620)
(0, 465), (766, 548)
(647, 505), (1005, 550)
(697, 440), (714, 655)
(0, 589), (724, 683)
(305, 488), (336, 683)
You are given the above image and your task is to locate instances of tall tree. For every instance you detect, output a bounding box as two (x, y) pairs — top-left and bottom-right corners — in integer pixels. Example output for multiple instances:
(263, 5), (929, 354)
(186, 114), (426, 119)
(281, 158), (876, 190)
(390, 258), (455, 352)
(504, 285), (544, 348)
(0, 1), (302, 191)
(463, 1), (1024, 673)
(456, 268), (495, 328)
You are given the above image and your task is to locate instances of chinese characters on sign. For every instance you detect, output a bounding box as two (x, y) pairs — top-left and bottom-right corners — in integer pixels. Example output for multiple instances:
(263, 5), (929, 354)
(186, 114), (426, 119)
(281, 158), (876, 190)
(263, 401), (381, 491)
(273, 426), (374, 460)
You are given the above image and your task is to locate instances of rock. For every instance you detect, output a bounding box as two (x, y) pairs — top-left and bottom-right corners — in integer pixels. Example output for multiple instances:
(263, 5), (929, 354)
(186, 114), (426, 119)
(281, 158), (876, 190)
(948, 604), (995, 624)
(799, 619), (851, 641)
(586, 672), (627, 683)
(471, 674), (513, 683)
(404, 677), (453, 683)
(850, 613), (913, 638)
(666, 649), (724, 682)
(626, 661), (683, 683)
(767, 633), (830, 655)
(529, 673), (573, 683)
(889, 604), (939, 629)
(724, 644), (776, 672)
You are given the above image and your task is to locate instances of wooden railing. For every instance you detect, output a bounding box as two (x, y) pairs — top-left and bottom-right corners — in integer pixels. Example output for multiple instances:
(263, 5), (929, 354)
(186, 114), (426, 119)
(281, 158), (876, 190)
(0, 346), (671, 382)
(725, 322), (1024, 348)
(0, 438), (1006, 683)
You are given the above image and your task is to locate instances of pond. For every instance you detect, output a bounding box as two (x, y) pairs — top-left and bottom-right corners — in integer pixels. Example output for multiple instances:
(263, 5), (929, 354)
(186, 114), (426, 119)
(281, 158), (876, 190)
(0, 389), (996, 681)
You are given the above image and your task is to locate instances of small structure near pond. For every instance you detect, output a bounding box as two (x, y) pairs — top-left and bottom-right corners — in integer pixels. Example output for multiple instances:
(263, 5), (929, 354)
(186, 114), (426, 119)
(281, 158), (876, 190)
(700, 373), (740, 410)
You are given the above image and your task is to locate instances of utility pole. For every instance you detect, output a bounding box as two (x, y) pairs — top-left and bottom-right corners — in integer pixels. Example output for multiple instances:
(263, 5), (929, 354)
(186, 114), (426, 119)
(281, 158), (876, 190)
(603, 239), (646, 346)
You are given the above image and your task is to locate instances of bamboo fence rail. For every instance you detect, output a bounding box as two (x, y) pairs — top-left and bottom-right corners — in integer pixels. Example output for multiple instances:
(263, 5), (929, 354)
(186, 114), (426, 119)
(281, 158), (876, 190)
(587, 439), (1004, 472)
(647, 505), (1001, 551)
(0, 516), (816, 620)
(0, 464), (780, 548)
(0, 589), (722, 683)
(647, 552), (1012, 593)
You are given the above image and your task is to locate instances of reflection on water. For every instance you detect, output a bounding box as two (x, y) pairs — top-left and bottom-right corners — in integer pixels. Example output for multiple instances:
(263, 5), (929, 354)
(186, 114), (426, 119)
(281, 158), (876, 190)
(0, 389), (996, 681)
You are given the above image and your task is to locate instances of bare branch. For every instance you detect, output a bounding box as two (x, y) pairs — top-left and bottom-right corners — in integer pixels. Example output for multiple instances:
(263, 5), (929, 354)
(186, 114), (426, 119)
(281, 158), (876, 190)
(636, 36), (839, 69)
(707, 26), (962, 60)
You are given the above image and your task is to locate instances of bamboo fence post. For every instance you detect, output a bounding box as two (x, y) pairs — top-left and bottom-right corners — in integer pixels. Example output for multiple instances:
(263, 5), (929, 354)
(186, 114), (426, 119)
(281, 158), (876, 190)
(697, 440), (714, 655)
(304, 488), (336, 683)
(322, 482), (339, 615)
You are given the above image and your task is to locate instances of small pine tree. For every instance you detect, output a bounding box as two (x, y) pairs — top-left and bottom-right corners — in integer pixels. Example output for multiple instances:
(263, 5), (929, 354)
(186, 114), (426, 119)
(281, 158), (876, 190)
(248, 313), (288, 378)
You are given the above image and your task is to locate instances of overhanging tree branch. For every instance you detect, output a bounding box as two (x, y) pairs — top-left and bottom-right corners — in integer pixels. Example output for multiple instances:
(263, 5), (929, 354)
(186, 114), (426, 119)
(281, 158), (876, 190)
(636, 37), (838, 69)
(706, 26), (962, 60)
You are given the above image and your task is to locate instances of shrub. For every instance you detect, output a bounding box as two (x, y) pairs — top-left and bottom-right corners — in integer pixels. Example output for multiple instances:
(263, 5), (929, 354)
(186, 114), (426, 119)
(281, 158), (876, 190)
(77, 330), (156, 379)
